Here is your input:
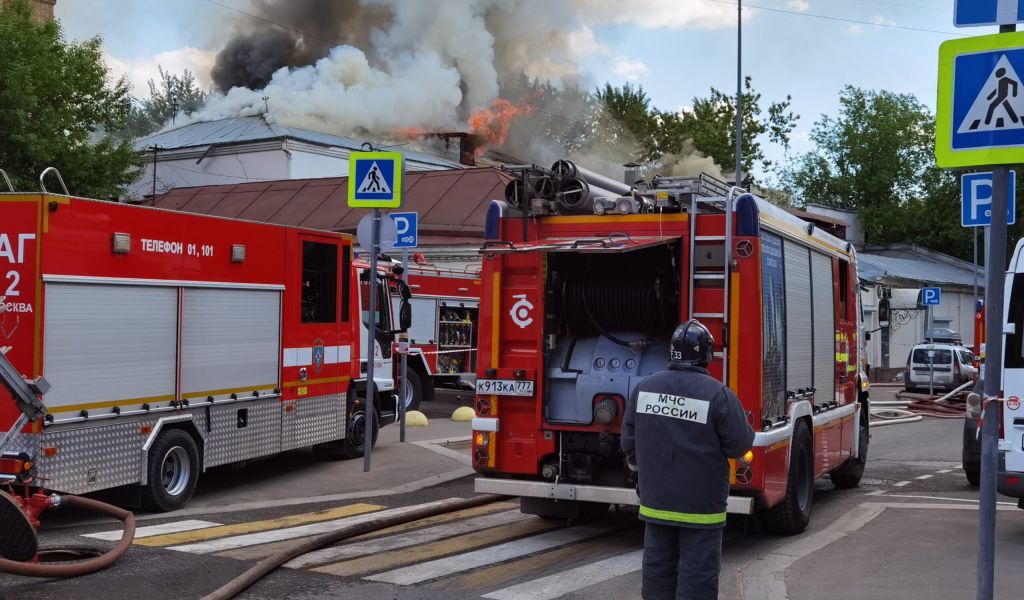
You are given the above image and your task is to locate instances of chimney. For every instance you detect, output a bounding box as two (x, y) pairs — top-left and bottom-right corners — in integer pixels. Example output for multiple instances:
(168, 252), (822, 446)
(623, 162), (641, 186)
(459, 133), (485, 167)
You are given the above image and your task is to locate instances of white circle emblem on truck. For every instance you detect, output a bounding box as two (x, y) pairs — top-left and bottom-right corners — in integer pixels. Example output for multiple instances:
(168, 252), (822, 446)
(510, 294), (535, 329)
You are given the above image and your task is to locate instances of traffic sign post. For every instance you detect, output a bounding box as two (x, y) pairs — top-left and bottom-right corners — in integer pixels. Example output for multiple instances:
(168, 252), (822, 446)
(962, 171), (1017, 226)
(348, 151), (404, 473)
(388, 212), (417, 444)
(955, 0), (1024, 28)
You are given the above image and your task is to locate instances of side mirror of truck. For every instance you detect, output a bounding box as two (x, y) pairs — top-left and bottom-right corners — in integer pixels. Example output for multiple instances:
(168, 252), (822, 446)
(399, 299), (412, 331)
(398, 281), (412, 301)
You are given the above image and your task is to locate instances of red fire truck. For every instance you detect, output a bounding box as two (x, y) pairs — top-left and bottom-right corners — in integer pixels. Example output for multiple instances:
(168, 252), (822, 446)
(385, 260), (481, 411)
(472, 167), (869, 533)
(0, 187), (409, 511)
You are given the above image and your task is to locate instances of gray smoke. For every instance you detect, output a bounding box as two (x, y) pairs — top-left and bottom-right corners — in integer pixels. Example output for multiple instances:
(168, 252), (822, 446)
(210, 0), (389, 93)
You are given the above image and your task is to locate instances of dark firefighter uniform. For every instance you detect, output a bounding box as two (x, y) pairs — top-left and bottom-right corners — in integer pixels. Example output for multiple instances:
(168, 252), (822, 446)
(621, 320), (755, 600)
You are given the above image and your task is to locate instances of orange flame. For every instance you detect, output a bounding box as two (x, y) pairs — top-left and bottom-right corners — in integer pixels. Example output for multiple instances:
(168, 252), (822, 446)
(469, 97), (535, 154)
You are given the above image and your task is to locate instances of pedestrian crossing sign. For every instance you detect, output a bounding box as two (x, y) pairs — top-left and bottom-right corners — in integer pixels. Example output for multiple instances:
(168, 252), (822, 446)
(937, 32), (1024, 168)
(348, 151), (403, 208)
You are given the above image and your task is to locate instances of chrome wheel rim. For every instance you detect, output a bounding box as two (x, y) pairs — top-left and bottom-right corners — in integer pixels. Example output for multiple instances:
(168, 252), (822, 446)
(161, 446), (190, 497)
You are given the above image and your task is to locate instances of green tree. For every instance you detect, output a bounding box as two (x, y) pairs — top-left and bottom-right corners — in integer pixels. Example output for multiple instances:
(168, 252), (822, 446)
(783, 86), (935, 242)
(654, 77), (798, 177)
(126, 67), (208, 137)
(0, 0), (138, 197)
(593, 82), (658, 158)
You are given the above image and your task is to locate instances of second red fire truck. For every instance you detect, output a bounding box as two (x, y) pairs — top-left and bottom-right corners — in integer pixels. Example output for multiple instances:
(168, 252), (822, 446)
(473, 166), (869, 533)
(0, 183), (409, 511)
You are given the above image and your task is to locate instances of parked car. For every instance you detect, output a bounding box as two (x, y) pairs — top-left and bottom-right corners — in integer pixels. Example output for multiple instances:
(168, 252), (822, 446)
(904, 343), (977, 393)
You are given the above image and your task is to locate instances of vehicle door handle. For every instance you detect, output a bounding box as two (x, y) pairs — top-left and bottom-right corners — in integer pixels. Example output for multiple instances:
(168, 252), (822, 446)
(1013, 418), (1024, 426)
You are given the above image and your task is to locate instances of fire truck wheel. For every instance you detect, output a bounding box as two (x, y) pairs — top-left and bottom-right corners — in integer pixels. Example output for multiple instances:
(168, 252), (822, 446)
(767, 421), (813, 535)
(965, 466), (980, 487)
(829, 403), (869, 489)
(400, 368), (425, 412)
(142, 429), (200, 512)
(342, 391), (380, 459)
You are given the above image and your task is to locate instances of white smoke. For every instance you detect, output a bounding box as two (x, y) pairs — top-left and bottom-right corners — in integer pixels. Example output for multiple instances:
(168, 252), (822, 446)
(659, 139), (726, 181)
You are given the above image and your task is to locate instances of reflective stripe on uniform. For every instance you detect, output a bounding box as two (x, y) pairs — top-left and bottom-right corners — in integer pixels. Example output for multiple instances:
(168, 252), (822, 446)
(639, 505), (726, 525)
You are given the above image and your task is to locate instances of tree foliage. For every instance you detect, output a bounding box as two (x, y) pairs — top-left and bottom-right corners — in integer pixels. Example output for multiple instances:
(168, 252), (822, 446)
(0, 0), (138, 197)
(126, 67), (208, 138)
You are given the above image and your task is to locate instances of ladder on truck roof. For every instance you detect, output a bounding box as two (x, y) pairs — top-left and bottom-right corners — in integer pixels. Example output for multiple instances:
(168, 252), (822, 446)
(686, 186), (743, 384)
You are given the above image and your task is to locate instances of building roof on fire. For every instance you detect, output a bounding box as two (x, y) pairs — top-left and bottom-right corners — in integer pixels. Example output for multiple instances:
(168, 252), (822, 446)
(145, 167), (515, 245)
(135, 115), (466, 171)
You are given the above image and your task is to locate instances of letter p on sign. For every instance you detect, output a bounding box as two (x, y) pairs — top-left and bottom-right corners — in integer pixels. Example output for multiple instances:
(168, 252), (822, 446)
(962, 171), (1017, 227)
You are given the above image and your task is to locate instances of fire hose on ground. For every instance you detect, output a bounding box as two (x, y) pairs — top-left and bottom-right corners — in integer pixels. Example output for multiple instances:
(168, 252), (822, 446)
(0, 491), (135, 578)
(201, 494), (508, 600)
(869, 379), (975, 427)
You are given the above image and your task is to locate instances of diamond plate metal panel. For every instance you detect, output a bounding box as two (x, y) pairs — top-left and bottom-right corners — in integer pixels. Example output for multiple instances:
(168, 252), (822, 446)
(281, 394), (346, 452)
(1, 432), (40, 459)
(33, 420), (154, 494)
(204, 399), (282, 468)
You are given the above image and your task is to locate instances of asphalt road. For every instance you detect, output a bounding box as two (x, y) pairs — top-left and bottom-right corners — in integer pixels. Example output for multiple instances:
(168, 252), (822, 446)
(2, 386), (1022, 600)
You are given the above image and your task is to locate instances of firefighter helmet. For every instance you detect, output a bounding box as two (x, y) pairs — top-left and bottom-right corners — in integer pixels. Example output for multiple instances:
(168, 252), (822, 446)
(669, 319), (714, 368)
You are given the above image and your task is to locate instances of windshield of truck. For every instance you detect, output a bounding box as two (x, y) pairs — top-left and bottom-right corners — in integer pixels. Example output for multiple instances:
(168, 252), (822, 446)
(912, 348), (951, 364)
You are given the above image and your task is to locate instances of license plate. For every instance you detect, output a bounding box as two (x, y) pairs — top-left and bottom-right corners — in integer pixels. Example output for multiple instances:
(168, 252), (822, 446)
(475, 379), (535, 396)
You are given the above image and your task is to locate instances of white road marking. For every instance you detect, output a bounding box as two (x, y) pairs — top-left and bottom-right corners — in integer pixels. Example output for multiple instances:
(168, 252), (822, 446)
(285, 510), (527, 569)
(936, 469), (953, 474)
(84, 520), (221, 541)
(872, 495), (1018, 506)
(168, 500), (455, 554)
(741, 503), (886, 600)
(916, 474), (934, 480)
(865, 490), (886, 496)
(411, 437), (472, 466)
(893, 481), (911, 487)
(366, 522), (622, 585)
(868, 502), (1019, 511)
(482, 548), (645, 600)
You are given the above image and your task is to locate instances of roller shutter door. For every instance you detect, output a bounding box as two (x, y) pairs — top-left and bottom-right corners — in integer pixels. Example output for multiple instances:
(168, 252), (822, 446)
(181, 288), (280, 399)
(784, 241), (813, 393)
(43, 283), (177, 419)
(810, 251), (835, 406)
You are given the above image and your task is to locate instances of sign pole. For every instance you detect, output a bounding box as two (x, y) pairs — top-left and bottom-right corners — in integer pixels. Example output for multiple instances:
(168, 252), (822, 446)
(979, 166), (1009, 600)
(400, 246), (410, 443)
(364, 208), (380, 473)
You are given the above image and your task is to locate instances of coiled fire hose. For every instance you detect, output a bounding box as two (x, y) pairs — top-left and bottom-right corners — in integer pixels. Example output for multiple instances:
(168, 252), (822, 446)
(202, 494), (507, 600)
(869, 380), (974, 427)
(0, 494), (135, 578)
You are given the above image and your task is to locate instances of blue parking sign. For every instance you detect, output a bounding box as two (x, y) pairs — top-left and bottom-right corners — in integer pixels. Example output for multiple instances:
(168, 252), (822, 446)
(390, 212), (418, 249)
(921, 287), (941, 306)
(962, 171), (1017, 227)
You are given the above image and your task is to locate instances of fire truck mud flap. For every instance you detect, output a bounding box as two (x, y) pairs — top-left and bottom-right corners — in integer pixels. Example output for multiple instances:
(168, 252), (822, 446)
(473, 478), (755, 515)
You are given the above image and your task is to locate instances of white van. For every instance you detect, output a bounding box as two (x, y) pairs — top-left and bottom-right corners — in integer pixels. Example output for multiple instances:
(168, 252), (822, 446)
(904, 343), (977, 392)
(998, 239), (1024, 503)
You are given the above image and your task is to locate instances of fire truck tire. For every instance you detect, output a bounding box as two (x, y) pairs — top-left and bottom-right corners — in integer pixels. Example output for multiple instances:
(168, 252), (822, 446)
(829, 403), (869, 489)
(767, 421), (813, 535)
(141, 429), (200, 512)
(965, 466), (980, 487)
(341, 389), (380, 459)
(400, 368), (425, 412)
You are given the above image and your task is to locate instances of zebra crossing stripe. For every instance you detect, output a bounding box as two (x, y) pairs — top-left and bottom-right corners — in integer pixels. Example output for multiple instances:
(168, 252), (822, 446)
(83, 520), (221, 541)
(167, 499), (460, 555)
(365, 521), (625, 585)
(311, 518), (562, 578)
(287, 510), (528, 569)
(482, 548), (644, 600)
(219, 501), (519, 561)
(135, 503), (382, 547)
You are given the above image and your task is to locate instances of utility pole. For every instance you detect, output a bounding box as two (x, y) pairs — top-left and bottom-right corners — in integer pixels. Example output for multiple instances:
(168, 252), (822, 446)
(735, 0), (743, 188)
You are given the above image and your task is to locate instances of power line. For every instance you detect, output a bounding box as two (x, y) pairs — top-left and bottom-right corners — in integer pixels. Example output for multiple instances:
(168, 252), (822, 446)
(200, 0), (343, 47)
(703, 0), (967, 37)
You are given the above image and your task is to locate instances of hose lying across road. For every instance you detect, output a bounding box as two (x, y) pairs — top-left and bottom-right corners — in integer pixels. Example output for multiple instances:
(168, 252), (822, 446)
(0, 494), (135, 578)
(201, 494), (509, 600)
(869, 380), (975, 427)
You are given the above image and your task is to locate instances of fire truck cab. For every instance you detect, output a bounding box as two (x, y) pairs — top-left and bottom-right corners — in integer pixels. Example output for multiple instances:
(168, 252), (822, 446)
(472, 167), (868, 533)
(0, 186), (408, 511)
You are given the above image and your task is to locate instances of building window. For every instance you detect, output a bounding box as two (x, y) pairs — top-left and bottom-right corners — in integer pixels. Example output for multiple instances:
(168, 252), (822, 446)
(301, 242), (337, 323)
(838, 259), (850, 321)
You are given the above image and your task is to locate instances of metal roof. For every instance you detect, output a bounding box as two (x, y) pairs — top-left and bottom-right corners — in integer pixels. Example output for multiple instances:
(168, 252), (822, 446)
(147, 168), (515, 245)
(135, 115), (465, 170)
(857, 252), (982, 288)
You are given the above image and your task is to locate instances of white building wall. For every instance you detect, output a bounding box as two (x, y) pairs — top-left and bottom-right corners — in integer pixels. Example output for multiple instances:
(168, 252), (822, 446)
(860, 284), (978, 375)
(130, 150), (288, 200)
(289, 152), (349, 180)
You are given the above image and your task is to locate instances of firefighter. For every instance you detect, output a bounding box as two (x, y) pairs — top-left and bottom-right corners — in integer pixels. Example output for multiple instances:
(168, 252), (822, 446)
(621, 319), (755, 600)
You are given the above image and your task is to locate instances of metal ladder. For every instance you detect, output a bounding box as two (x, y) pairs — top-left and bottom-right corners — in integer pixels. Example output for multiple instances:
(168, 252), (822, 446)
(686, 187), (742, 383)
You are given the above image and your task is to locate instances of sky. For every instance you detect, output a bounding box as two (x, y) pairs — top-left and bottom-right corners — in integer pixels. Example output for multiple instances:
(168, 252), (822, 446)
(54, 0), (981, 171)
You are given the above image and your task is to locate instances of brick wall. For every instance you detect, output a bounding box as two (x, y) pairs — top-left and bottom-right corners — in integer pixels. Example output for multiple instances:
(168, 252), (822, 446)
(3, 0), (56, 21)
